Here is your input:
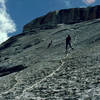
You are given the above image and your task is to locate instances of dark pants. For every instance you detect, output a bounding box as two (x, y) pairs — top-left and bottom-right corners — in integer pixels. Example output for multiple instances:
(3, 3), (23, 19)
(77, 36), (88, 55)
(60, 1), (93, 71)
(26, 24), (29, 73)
(66, 42), (73, 51)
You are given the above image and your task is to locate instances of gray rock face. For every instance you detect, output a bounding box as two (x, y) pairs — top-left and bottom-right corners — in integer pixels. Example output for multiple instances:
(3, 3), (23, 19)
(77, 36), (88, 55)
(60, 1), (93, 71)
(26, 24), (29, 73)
(0, 6), (100, 100)
(23, 5), (100, 32)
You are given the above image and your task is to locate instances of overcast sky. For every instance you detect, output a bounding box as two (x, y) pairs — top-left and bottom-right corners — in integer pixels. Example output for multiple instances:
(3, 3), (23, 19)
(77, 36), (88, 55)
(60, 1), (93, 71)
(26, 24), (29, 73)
(0, 0), (100, 43)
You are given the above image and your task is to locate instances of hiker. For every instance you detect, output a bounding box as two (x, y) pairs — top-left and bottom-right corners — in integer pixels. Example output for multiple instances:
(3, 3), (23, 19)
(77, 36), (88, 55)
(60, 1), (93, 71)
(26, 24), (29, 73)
(65, 35), (73, 52)
(47, 40), (52, 48)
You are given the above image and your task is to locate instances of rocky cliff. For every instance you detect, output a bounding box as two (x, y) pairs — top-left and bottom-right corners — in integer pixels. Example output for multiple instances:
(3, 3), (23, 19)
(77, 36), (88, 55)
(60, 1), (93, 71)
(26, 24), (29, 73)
(0, 5), (100, 100)
(23, 5), (100, 32)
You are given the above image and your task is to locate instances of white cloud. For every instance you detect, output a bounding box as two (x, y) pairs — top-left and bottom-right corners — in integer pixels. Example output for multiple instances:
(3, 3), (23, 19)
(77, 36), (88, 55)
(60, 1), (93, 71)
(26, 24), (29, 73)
(0, 0), (16, 44)
(83, 0), (96, 5)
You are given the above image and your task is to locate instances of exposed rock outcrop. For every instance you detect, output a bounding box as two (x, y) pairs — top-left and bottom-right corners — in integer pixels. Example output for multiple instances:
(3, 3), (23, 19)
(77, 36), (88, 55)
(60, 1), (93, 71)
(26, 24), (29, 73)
(23, 5), (100, 32)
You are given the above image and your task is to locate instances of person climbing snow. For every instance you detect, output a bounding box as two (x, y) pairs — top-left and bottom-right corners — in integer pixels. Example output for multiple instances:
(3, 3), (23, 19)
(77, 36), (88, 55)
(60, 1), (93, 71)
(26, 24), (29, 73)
(65, 35), (73, 52)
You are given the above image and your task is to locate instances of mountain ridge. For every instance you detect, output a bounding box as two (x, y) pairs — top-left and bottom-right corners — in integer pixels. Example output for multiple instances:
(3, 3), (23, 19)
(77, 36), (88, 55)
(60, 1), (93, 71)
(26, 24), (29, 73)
(23, 5), (100, 32)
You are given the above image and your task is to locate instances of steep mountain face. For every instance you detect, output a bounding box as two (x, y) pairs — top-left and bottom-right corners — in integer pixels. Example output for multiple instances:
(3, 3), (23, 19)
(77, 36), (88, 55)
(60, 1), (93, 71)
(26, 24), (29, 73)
(23, 5), (100, 32)
(0, 5), (100, 100)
